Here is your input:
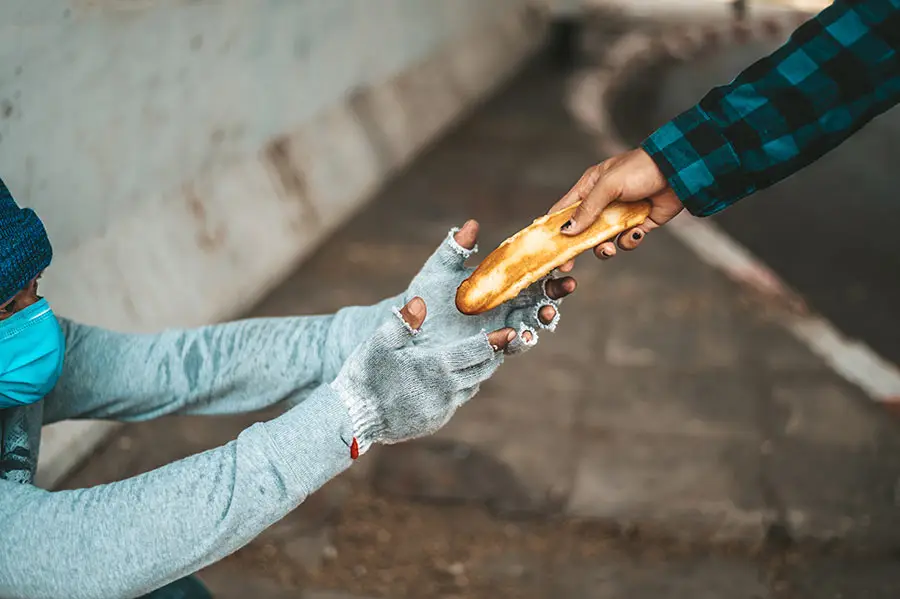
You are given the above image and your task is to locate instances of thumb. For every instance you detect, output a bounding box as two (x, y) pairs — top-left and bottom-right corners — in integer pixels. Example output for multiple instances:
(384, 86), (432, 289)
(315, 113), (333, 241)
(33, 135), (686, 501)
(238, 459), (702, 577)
(378, 297), (427, 351)
(398, 297), (427, 331)
(561, 148), (667, 237)
(561, 177), (622, 236)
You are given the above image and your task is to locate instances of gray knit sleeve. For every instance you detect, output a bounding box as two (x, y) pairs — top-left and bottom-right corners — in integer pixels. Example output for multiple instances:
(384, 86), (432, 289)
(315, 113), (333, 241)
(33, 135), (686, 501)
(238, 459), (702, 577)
(0, 384), (353, 599)
(42, 301), (395, 424)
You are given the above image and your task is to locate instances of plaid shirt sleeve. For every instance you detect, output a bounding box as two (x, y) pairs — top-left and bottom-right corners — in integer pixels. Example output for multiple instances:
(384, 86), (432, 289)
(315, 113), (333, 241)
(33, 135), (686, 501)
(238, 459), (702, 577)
(641, 0), (900, 217)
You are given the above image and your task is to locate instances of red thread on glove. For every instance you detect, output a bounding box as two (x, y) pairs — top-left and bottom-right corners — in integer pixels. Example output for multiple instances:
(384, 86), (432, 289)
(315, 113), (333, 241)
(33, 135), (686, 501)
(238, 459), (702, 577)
(350, 437), (359, 460)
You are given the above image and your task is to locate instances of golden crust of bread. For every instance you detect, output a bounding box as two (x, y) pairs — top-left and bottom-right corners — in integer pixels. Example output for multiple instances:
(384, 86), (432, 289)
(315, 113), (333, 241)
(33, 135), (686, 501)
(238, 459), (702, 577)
(456, 200), (652, 315)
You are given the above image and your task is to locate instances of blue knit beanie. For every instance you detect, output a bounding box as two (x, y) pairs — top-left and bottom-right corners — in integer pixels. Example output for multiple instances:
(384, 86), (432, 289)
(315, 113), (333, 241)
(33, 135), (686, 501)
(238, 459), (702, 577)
(0, 177), (52, 305)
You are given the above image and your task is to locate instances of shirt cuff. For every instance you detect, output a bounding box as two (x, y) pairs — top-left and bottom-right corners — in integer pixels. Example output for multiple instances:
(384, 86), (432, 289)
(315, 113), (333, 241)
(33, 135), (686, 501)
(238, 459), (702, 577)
(641, 104), (753, 217)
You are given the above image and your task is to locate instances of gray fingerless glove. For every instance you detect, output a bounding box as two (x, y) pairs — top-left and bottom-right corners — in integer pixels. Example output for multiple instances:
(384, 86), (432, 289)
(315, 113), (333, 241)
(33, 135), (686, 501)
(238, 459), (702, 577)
(331, 308), (502, 453)
(405, 228), (562, 354)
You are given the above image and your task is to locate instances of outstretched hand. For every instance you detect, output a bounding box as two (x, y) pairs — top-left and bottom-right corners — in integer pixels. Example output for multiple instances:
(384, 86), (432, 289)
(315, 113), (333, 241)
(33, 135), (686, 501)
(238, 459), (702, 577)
(331, 221), (579, 452)
(452, 220), (576, 338)
(548, 148), (683, 271)
(404, 219), (576, 353)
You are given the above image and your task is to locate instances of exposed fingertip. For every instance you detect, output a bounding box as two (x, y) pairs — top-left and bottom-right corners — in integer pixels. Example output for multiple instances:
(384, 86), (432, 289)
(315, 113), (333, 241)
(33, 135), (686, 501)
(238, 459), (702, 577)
(595, 244), (615, 260)
(453, 220), (479, 250)
(408, 296), (425, 316)
(401, 297), (426, 329)
(488, 328), (516, 351)
(539, 305), (556, 324)
(617, 227), (645, 251)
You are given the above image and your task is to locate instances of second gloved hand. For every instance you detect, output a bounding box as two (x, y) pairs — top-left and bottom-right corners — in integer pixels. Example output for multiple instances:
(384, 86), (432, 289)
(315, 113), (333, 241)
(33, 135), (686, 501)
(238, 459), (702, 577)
(330, 296), (516, 454)
(404, 221), (577, 355)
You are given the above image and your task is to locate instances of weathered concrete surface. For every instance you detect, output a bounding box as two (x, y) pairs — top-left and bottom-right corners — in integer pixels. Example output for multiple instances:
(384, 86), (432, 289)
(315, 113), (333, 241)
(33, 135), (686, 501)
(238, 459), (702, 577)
(4, 0), (535, 259)
(783, 556), (900, 599)
(551, 554), (772, 599)
(62, 56), (900, 598)
(770, 378), (900, 547)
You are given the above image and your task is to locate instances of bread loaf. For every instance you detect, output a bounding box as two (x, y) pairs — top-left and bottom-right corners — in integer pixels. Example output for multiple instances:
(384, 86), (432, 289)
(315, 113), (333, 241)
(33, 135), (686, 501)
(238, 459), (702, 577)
(456, 200), (651, 315)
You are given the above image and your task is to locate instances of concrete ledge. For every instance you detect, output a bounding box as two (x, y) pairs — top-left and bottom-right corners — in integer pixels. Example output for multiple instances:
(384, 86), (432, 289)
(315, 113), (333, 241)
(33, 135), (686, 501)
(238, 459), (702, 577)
(35, 5), (547, 488)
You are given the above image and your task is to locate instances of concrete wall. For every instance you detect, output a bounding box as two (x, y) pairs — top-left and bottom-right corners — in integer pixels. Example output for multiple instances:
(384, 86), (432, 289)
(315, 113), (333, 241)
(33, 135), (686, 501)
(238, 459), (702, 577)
(0, 0), (547, 486)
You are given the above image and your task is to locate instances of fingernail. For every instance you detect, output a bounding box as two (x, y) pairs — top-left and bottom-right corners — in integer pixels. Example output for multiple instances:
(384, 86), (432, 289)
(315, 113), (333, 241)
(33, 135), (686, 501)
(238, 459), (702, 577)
(507, 331), (517, 342)
(600, 249), (611, 257)
(561, 219), (575, 232)
(632, 231), (642, 240)
(409, 299), (424, 316)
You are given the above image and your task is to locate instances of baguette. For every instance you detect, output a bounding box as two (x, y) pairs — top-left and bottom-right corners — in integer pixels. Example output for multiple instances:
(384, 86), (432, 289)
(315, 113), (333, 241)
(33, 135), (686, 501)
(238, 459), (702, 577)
(456, 199), (651, 315)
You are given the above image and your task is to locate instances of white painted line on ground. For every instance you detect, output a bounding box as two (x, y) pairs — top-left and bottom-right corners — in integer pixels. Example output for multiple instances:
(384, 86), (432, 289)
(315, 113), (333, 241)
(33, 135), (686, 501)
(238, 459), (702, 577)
(668, 215), (900, 402)
(667, 213), (792, 299)
(788, 318), (900, 401)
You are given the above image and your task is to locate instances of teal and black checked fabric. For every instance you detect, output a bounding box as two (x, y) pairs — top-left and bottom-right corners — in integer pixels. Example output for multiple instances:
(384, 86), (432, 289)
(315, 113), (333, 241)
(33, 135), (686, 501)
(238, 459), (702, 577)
(642, 0), (900, 217)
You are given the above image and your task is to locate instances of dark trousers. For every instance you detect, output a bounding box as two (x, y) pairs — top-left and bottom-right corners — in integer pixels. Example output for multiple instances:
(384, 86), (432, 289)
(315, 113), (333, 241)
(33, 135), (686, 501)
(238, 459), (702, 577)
(140, 576), (212, 599)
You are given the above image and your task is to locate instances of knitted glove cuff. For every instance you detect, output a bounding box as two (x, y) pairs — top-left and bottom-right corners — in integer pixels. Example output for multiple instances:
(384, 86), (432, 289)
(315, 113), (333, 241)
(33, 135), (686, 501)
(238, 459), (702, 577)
(331, 374), (383, 455)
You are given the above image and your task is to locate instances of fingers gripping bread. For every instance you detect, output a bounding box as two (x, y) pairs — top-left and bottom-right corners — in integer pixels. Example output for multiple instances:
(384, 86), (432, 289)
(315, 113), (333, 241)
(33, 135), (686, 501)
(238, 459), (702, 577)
(456, 200), (652, 315)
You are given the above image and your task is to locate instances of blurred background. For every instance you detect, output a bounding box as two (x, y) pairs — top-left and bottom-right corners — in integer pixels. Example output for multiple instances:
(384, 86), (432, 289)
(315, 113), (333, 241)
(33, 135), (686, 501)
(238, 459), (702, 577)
(6, 0), (900, 597)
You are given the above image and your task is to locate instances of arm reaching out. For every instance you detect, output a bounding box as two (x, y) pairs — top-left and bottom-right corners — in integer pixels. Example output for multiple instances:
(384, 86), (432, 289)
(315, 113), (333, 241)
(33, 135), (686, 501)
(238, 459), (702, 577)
(44, 222), (572, 424)
(44, 298), (401, 424)
(551, 0), (900, 264)
(1, 294), (522, 599)
(0, 383), (354, 599)
(9, 222), (572, 599)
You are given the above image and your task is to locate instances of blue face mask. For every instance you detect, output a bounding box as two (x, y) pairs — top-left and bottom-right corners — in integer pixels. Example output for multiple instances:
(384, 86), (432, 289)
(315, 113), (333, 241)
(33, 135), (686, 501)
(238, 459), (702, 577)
(0, 298), (65, 409)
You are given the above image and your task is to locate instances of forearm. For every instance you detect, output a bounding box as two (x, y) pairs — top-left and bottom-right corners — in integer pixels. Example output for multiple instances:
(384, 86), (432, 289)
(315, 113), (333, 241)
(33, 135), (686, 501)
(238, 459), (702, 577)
(0, 385), (353, 599)
(45, 297), (398, 423)
(643, 0), (900, 216)
(318, 293), (404, 384)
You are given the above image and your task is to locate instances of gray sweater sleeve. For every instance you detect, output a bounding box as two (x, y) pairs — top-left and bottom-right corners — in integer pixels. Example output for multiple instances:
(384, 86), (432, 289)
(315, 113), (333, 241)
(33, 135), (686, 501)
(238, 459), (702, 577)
(43, 295), (401, 423)
(0, 383), (354, 599)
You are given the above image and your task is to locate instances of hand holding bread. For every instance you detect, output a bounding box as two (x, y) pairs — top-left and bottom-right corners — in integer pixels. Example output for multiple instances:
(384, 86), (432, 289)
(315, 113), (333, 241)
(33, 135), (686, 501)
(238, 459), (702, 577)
(456, 199), (651, 315)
